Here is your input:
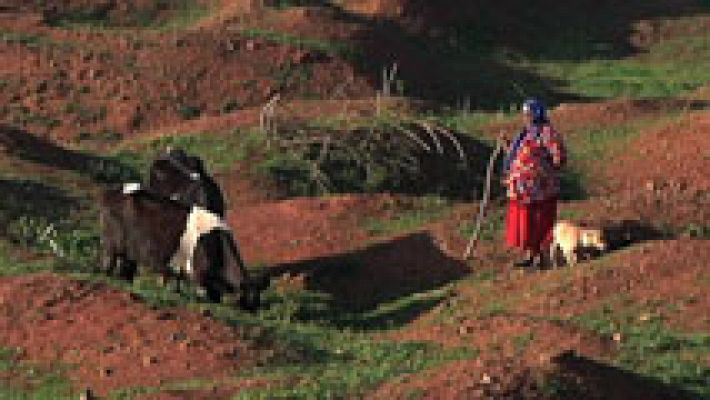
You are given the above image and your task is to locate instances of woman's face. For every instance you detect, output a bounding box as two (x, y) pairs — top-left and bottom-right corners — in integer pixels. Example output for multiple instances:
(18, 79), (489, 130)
(522, 108), (534, 125)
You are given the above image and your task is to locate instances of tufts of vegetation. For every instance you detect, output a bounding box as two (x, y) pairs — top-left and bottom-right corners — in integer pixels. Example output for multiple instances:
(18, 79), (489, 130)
(0, 347), (73, 399)
(0, 30), (48, 48)
(681, 223), (710, 239)
(5, 216), (99, 274)
(239, 28), (358, 58)
(95, 274), (472, 399)
(458, 207), (506, 241)
(265, 0), (329, 9)
(120, 128), (265, 174)
(220, 99), (241, 114)
(573, 308), (710, 398)
(258, 116), (488, 199)
(63, 102), (107, 124)
(364, 196), (451, 237)
(46, 0), (211, 30)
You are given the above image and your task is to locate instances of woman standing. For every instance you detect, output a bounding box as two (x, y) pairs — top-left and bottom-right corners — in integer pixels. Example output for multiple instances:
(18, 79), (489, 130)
(501, 98), (567, 269)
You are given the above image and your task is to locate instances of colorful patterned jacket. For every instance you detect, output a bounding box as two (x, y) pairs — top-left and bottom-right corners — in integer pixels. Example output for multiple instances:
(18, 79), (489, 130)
(504, 124), (566, 203)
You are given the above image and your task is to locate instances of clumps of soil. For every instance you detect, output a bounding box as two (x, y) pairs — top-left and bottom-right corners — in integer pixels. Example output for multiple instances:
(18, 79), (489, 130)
(520, 239), (710, 333)
(373, 237), (708, 399)
(230, 194), (399, 265)
(0, 13), (373, 143)
(373, 316), (614, 399)
(556, 111), (709, 232)
(0, 273), (265, 396)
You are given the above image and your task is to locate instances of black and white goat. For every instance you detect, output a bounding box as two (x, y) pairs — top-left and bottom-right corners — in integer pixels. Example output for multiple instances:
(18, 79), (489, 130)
(98, 184), (267, 311)
(146, 147), (225, 217)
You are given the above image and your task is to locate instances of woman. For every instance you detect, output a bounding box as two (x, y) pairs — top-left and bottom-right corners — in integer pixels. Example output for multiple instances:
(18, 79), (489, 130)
(501, 98), (566, 269)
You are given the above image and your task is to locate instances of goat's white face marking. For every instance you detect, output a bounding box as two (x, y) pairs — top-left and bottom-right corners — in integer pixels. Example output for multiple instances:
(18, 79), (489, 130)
(169, 207), (231, 277)
(122, 182), (141, 194)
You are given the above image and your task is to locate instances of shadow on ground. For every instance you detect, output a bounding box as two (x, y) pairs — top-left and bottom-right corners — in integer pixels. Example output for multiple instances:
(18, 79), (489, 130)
(547, 351), (700, 400)
(310, 0), (710, 108)
(0, 125), (140, 183)
(267, 232), (468, 328)
(602, 219), (668, 251)
(0, 178), (78, 234)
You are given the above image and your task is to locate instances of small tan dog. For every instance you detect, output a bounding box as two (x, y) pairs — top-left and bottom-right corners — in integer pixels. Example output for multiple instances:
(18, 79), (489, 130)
(550, 220), (608, 267)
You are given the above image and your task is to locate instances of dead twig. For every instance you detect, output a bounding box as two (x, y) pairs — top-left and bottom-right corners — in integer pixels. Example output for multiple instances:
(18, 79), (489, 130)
(416, 120), (444, 154)
(463, 139), (504, 260)
(390, 121), (432, 153)
(259, 93), (281, 148)
(435, 126), (466, 162)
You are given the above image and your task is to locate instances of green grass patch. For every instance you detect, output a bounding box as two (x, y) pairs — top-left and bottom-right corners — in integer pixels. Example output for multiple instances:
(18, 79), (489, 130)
(681, 223), (710, 239)
(537, 59), (708, 99)
(558, 208), (586, 221)
(458, 206), (506, 241)
(73, 272), (473, 399)
(531, 34), (710, 100)
(231, 339), (472, 399)
(555, 115), (679, 198)
(479, 300), (509, 319)
(63, 102), (107, 124)
(0, 348), (73, 399)
(364, 196), (452, 236)
(266, 0), (327, 9)
(239, 28), (358, 58)
(49, 0), (213, 30)
(120, 128), (265, 174)
(432, 109), (518, 136)
(512, 332), (535, 353)
(573, 308), (710, 397)
(0, 30), (49, 48)
(0, 240), (55, 277)
(562, 114), (675, 165)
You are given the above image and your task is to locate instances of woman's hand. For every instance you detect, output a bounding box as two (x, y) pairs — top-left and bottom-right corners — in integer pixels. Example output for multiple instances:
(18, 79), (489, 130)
(500, 175), (509, 187)
(497, 131), (510, 150)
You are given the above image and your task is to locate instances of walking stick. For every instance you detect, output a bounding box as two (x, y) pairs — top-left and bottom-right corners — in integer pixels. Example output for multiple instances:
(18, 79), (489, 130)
(463, 139), (505, 260)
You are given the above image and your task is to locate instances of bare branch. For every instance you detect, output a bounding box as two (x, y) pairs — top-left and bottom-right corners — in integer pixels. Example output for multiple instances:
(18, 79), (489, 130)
(416, 120), (444, 154)
(391, 121), (432, 153)
(436, 126), (466, 161)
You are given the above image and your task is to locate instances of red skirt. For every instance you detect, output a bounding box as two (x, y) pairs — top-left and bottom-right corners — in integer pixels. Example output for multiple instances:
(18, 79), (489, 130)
(505, 197), (557, 252)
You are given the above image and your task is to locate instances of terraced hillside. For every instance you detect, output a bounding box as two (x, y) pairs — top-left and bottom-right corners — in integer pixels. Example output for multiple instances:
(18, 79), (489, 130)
(0, 1), (708, 399)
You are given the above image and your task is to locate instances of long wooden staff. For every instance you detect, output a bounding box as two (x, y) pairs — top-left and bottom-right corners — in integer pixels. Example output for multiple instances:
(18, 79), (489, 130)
(463, 139), (505, 260)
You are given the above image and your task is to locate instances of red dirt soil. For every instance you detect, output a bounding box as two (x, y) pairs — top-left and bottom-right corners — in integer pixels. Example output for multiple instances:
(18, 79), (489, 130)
(364, 236), (708, 399)
(229, 193), (397, 265)
(561, 111), (710, 229)
(360, 111), (710, 399)
(0, 1), (707, 398)
(128, 97), (417, 144)
(0, 273), (264, 397)
(0, 9), (374, 143)
(517, 239), (710, 333)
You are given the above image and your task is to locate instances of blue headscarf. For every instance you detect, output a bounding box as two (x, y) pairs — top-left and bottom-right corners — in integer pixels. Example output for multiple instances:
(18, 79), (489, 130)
(522, 98), (548, 125)
(502, 98), (548, 174)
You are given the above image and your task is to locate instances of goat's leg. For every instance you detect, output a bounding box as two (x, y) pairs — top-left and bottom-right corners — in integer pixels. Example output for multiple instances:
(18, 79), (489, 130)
(119, 258), (137, 282)
(101, 249), (116, 276)
(174, 275), (182, 293)
(568, 249), (578, 267)
(549, 243), (559, 268)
